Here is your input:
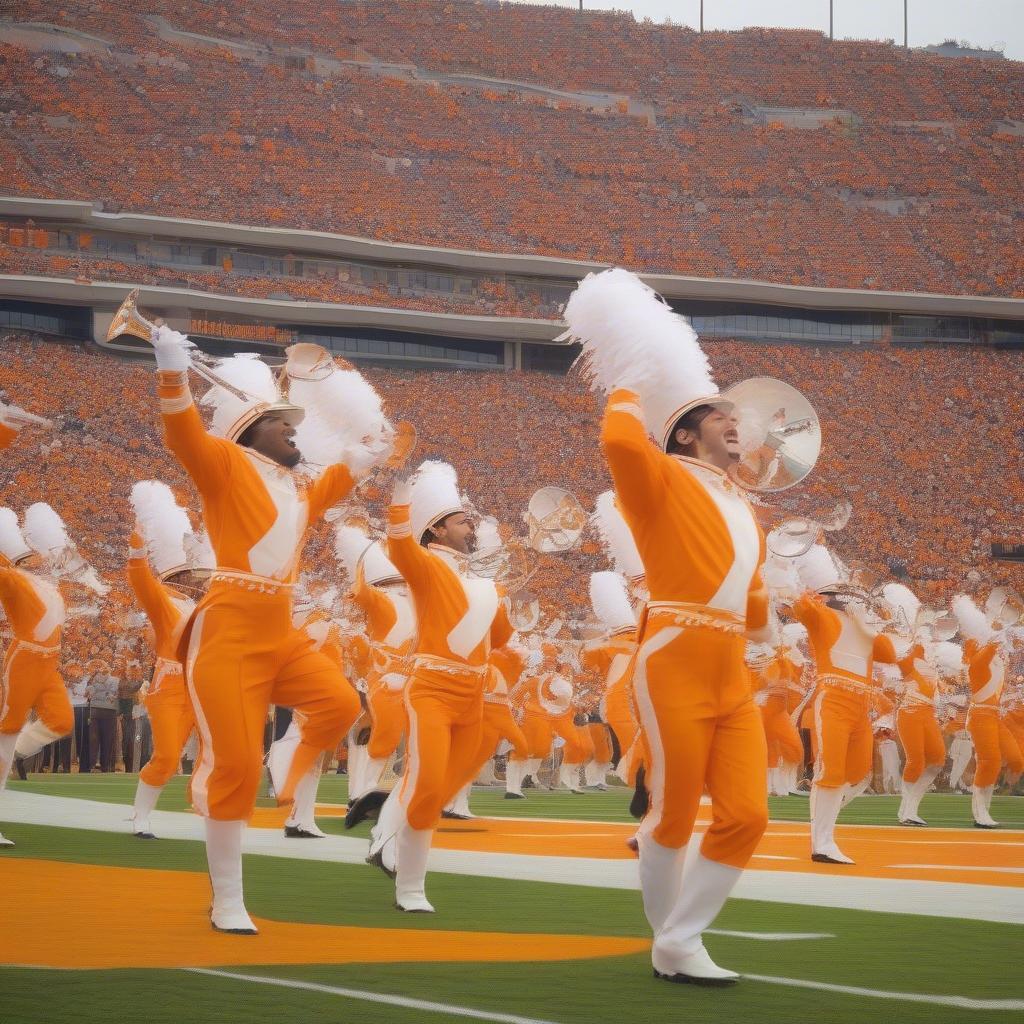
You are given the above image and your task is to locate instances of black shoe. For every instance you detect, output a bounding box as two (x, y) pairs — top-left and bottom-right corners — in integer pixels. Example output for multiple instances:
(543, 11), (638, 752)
(811, 853), (854, 864)
(133, 831), (158, 840)
(441, 810), (471, 820)
(504, 792), (525, 799)
(366, 847), (397, 880)
(284, 825), (325, 839)
(629, 766), (649, 820)
(345, 789), (388, 830)
(974, 820), (1000, 829)
(654, 968), (739, 988)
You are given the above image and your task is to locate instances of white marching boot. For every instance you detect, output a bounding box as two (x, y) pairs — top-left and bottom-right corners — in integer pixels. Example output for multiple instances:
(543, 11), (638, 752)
(524, 757), (545, 789)
(584, 759), (610, 790)
(205, 818), (257, 934)
(395, 824), (435, 913)
(810, 785), (854, 864)
(14, 718), (63, 760)
(505, 758), (526, 799)
(443, 781), (474, 820)
(559, 761), (583, 793)
(638, 836), (685, 933)
(972, 784), (999, 828)
(0, 831), (13, 848)
(840, 775), (870, 808)
(652, 854), (742, 986)
(285, 763), (327, 838)
(899, 764), (940, 826)
(131, 780), (162, 838)
(266, 722), (299, 798)
(367, 788), (403, 878)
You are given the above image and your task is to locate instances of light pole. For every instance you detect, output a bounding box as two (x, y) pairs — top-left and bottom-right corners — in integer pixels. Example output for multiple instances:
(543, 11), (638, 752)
(829, 1), (833, 41)
(904, 0), (909, 48)
(700, 1), (704, 33)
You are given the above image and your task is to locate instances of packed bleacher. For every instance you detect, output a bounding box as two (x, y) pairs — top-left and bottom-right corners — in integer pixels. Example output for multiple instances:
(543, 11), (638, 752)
(2, 1), (1023, 299)
(2, 328), (1022, 678)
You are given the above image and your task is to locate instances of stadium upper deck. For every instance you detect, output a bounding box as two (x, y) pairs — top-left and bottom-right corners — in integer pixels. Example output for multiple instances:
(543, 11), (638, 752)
(2, 0), (1023, 306)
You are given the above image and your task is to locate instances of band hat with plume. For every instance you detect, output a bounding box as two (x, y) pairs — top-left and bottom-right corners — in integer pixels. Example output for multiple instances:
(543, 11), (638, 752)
(559, 268), (726, 450)
(334, 523), (402, 587)
(286, 344), (394, 476)
(198, 352), (304, 443)
(0, 508), (32, 564)
(22, 502), (74, 560)
(591, 490), (644, 581)
(793, 543), (849, 594)
(952, 594), (994, 644)
(589, 571), (637, 634)
(130, 480), (206, 580)
(880, 583), (921, 635)
(409, 460), (466, 543)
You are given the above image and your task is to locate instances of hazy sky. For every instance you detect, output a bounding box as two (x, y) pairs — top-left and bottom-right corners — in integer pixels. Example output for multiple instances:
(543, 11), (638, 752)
(510, 1), (1024, 61)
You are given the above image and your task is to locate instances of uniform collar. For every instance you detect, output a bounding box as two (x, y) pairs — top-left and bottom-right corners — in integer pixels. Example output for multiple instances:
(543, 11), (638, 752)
(670, 453), (742, 493)
(428, 542), (469, 574)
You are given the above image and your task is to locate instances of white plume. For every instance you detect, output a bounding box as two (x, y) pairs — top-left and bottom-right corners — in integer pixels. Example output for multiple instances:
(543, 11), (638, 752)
(793, 543), (845, 593)
(589, 571), (636, 633)
(22, 502), (72, 557)
(932, 640), (965, 678)
(290, 361), (393, 475)
(185, 529), (216, 571)
(475, 516), (503, 553)
(781, 622), (808, 647)
(0, 507), (31, 563)
(560, 268), (717, 444)
(130, 481), (192, 577)
(952, 594), (993, 644)
(881, 583), (921, 634)
(591, 490), (644, 580)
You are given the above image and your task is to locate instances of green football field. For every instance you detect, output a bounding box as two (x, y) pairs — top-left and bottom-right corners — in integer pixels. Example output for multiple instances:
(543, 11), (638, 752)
(1, 774), (1022, 1024)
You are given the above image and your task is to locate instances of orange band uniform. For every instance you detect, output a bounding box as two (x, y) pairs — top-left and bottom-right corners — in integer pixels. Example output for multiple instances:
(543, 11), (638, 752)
(0, 557), (70, 740)
(127, 550), (195, 788)
(963, 639), (1022, 786)
(386, 503), (513, 830)
(894, 642), (945, 784)
(157, 369), (361, 820)
(602, 389), (769, 867)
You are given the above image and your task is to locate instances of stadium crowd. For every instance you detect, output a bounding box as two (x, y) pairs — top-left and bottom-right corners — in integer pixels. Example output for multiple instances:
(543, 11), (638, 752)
(2, 2), (1023, 297)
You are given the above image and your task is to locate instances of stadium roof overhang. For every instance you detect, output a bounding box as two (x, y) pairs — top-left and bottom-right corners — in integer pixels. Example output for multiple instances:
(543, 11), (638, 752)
(4, 195), (1024, 328)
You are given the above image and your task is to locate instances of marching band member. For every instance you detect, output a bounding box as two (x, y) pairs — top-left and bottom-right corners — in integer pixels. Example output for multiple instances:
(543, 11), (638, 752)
(126, 481), (212, 839)
(562, 268), (776, 986)
(580, 571), (638, 789)
(790, 544), (897, 864)
(954, 594), (1022, 827)
(335, 524), (414, 802)
(0, 504), (106, 847)
(505, 643), (552, 797)
(1002, 676), (1024, 789)
(350, 460), (513, 913)
(147, 325), (390, 932)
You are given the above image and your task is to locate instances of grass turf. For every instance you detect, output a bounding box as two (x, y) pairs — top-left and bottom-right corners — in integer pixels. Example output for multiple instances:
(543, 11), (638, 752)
(9, 771), (1024, 829)
(0, 822), (1021, 1024)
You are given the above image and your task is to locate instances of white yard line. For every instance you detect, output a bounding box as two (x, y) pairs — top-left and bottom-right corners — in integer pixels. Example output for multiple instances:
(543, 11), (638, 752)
(4, 791), (1023, 924)
(187, 968), (561, 1024)
(890, 864), (1024, 874)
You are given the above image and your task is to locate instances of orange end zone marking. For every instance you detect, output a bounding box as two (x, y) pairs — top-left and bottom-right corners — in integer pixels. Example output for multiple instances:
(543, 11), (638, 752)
(0, 859), (649, 970)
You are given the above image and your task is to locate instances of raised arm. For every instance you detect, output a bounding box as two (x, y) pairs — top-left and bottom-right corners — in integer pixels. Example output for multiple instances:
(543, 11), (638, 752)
(126, 532), (180, 644)
(0, 555), (40, 625)
(600, 389), (667, 521)
(385, 478), (435, 595)
(306, 463), (356, 523)
(151, 326), (232, 491)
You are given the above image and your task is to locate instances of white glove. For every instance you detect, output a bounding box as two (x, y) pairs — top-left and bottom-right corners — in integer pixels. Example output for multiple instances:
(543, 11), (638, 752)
(150, 324), (193, 373)
(391, 474), (413, 507)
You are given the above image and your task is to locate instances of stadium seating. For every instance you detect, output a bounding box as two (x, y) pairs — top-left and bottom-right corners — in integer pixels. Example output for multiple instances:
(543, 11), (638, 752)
(1, 329), (1021, 670)
(1, 2), (1023, 297)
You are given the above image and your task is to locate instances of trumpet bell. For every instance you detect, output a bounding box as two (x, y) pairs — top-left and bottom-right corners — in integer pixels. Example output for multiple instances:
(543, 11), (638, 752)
(723, 377), (821, 492)
(106, 288), (162, 343)
(509, 591), (541, 632)
(524, 487), (587, 553)
(766, 518), (818, 558)
(986, 586), (1024, 629)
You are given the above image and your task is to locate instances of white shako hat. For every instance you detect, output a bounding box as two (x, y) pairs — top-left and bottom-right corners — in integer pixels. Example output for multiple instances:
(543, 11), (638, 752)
(0, 507), (32, 564)
(591, 490), (644, 582)
(559, 268), (727, 451)
(409, 460), (465, 543)
(285, 344), (394, 475)
(130, 480), (198, 581)
(880, 583), (921, 634)
(793, 543), (848, 595)
(200, 353), (304, 444)
(334, 523), (402, 587)
(951, 594), (993, 644)
(589, 571), (637, 635)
